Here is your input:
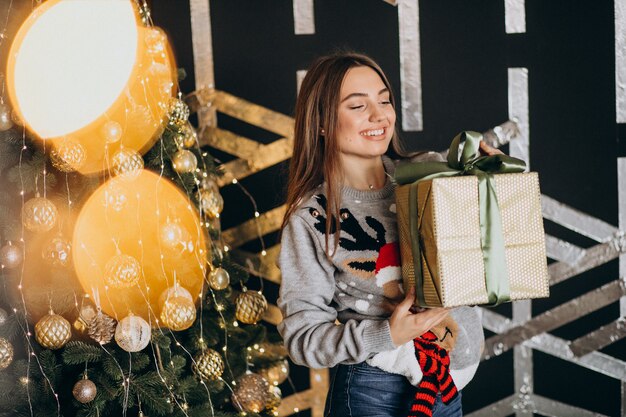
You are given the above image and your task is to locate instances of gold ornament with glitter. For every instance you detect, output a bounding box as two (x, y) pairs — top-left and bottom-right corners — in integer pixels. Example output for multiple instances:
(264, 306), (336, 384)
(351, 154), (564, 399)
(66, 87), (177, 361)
(259, 359), (289, 386)
(111, 148), (144, 180)
(115, 314), (151, 352)
(50, 140), (86, 172)
(104, 253), (141, 288)
(171, 149), (197, 174)
(22, 196), (58, 232)
(0, 241), (23, 269)
(35, 311), (71, 350)
(87, 310), (117, 345)
(173, 123), (197, 149)
(167, 97), (189, 128)
(0, 103), (13, 131)
(207, 267), (230, 290)
(160, 296), (196, 331)
(266, 385), (282, 412)
(0, 338), (14, 370)
(231, 373), (269, 413)
(198, 188), (223, 219)
(42, 236), (71, 267)
(72, 374), (97, 403)
(235, 290), (268, 325)
(192, 348), (224, 381)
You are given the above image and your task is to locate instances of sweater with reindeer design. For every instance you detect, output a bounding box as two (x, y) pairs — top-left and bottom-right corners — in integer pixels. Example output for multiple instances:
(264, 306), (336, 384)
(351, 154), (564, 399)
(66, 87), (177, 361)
(277, 155), (484, 390)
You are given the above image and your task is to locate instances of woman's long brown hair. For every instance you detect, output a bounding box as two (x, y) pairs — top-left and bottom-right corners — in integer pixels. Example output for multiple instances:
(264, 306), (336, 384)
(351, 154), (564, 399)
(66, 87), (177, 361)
(281, 51), (409, 256)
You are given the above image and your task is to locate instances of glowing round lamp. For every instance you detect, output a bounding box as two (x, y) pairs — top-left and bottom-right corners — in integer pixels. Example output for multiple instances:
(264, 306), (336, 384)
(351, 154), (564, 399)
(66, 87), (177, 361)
(72, 170), (208, 321)
(6, 0), (175, 175)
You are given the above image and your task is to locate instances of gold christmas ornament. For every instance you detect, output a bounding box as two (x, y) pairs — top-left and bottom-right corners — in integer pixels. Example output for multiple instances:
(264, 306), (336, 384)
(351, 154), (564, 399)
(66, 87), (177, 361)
(50, 140), (86, 172)
(266, 385), (282, 412)
(72, 375), (97, 403)
(0, 103), (13, 131)
(101, 120), (123, 144)
(158, 285), (193, 306)
(192, 348), (224, 381)
(0, 338), (14, 370)
(87, 310), (117, 345)
(115, 314), (151, 352)
(198, 188), (223, 219)
(159, 221), (194, 256)
(259, 359), (289, 386)
(73, 304), (97, 333)
(231, 373), (269, 413)
(104, 253), (141, 288)
(207, 267), (230, 290)
(171, 149), (197, 174)
(22, 196), (58, 232)
(35, 311), (71, 350)
(167, 97), (189, 128)
(174, 123), (197, 149)
(103, 180), (128, 212)
(1, 241), (23, 269)
(111, 148), (144, 180)
(235, 290), (268, 325)
(160, 296), (196, 331)
(42, 236), (71, 267)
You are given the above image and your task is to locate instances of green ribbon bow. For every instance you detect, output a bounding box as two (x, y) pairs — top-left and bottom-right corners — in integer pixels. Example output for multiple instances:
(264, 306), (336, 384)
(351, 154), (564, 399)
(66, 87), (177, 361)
(395, 131), (527, 307)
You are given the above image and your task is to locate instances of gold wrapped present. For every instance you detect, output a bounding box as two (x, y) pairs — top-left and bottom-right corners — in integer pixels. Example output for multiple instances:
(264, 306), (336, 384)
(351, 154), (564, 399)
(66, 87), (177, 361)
(395, 132), (550, 308)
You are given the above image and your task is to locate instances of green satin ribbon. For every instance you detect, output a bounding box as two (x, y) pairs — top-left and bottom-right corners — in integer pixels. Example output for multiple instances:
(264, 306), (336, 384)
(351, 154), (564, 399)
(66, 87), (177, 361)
(396, 131), (527, 306)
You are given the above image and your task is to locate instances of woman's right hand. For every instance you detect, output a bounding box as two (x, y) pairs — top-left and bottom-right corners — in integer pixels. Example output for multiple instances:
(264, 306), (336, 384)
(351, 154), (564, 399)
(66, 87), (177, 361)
(388, 286), (449, 346)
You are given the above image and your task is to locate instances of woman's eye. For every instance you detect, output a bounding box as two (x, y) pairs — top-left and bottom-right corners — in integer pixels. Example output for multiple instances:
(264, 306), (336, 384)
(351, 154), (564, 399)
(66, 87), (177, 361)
(380, 100), (391, 105)
(349, 105), (364, 110)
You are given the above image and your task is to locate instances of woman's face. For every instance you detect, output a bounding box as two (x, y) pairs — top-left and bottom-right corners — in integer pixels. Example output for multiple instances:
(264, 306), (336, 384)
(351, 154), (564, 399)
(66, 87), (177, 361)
(335, 65), (396, 161)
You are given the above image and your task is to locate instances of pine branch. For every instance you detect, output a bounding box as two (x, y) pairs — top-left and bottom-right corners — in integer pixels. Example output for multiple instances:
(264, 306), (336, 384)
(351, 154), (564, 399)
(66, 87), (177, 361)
(62, 341), (104, 365)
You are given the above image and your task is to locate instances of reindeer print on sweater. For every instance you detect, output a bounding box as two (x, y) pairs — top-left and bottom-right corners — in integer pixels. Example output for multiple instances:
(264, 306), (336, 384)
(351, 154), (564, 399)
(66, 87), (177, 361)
(305, 194), (405, 313)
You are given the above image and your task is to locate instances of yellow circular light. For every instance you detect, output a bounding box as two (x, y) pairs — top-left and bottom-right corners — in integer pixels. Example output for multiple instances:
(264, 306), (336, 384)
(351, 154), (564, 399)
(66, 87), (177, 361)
(72, 170), (207, 321)
(6, 0), (176, 175)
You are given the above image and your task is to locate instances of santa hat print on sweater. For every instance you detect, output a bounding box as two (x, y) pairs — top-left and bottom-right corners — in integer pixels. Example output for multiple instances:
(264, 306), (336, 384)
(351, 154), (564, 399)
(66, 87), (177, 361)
(375, 241), (402, 289)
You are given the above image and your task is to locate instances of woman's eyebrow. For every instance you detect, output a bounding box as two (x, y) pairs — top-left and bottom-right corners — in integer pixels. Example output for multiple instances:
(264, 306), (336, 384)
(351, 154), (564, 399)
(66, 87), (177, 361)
(340, 88), (389, 103)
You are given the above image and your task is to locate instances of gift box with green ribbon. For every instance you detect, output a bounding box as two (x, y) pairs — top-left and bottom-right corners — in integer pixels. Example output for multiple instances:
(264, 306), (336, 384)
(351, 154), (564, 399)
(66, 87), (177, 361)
(395, 131), (550, 308)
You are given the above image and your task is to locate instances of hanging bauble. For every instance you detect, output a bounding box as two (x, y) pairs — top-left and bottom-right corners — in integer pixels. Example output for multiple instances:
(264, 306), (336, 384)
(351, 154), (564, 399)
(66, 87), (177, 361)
(0, 308), (8, 327)
(171, 149), (197, 174)
(22, 196), (58, 232)
(103, 180), (128, 212)
(87, 310), (116, 345)
(50, 140), (86, 172)
(198, 188), (223, 219)
(200, 176), (219, 192)
(42, 236), (71, 267)
(231, 373), (269, 413)
(160, 296), (196, 331)
(192, 348), (224, 381)
(111, 148), (144, 180)
(115, 315), (151, 352)
(104, 253), (141, 288)
(101, 120), (123, 144)
(235, 290), (268, 325)
(259, 359), (290, 386)
(167, 97), (189, 128)
(72, 375), (97, 403)
(35, 311), (71, 350)
(158, 285), (193, 306)
(73, 303), (96, 333)
(207, 267), (230, 290)
(266, 385), (282, 412)
(0, 338), (14, 370)
(0, 241), (23, 269)
(174, 123), (197, 149)
(0, 103), (13, 131)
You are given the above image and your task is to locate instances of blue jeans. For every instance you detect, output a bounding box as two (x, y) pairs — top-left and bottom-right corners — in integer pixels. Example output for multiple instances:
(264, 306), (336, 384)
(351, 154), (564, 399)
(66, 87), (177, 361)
(324, 362), (463, 417)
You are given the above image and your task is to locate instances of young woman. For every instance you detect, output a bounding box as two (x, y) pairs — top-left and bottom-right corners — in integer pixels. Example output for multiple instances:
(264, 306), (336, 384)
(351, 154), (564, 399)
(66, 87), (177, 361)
(278, 52), (498, 417)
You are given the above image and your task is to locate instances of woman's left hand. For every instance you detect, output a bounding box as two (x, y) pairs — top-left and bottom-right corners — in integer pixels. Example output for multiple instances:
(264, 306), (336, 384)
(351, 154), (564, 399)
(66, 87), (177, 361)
(479, 140), (504, 156)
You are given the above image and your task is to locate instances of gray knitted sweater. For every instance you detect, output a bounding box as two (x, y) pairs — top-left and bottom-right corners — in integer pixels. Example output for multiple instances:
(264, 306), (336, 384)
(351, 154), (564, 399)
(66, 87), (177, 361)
(277, 155), (484, 389)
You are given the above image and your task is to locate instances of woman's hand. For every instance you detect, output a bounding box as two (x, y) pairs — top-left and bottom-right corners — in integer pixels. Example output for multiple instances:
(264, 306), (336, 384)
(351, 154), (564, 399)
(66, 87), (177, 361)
(388, 287), (449, 346)
(479, 140), (504, 156)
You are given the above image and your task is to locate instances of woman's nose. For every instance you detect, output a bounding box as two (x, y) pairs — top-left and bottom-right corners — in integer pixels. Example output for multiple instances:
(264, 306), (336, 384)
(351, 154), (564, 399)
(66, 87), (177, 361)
(369, 106), (386, 122)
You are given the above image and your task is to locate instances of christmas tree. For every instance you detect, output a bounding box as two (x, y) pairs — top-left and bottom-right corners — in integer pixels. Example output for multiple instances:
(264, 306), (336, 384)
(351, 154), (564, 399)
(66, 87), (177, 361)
(0, 1), (287, 416)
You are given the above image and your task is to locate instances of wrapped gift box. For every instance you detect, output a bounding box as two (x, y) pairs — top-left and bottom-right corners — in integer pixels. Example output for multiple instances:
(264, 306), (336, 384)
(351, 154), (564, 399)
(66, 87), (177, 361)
(395, 134), (550, 308)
